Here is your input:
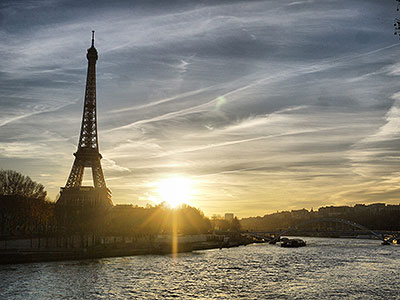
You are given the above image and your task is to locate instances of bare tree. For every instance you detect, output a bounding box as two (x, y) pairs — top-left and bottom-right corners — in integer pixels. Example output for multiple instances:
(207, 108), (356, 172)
(0, 169), (47, 200)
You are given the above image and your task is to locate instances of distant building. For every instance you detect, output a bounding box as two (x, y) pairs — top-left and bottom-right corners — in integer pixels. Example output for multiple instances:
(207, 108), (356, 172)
(366, 203), (385, 214)
(318, 206), (351, 217)
(386, 204), (400, 212)
(224, 213), (234, 221)
(291, 209), (309, 218)
(354, 204), (366, 212)
(114, 204), (134, 210)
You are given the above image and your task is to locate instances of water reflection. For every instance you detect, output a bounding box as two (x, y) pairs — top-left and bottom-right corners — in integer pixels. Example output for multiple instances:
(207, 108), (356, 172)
(1, 238), (400, 299)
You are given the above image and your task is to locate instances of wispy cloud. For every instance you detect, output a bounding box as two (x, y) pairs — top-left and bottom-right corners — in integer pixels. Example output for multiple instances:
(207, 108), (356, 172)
(0, 0), (399, 216)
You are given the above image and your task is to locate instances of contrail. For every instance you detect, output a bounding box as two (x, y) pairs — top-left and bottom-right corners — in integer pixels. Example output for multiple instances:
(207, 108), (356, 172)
(106, 43), (400, 133)
(155, 125), (351, 158)
(0, 100), (78, 128)
(110, 85), (218, 114)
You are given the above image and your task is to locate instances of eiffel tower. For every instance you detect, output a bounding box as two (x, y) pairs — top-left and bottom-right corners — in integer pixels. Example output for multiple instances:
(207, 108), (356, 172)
(57, 31), (113, 211)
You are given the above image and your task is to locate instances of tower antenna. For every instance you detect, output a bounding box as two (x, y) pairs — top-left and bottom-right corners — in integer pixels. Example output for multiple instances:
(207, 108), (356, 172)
(92, 30), (95, 47)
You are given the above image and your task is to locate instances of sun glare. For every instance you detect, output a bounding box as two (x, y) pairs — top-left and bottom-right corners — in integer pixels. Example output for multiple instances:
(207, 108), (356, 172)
(156, 176), (192, 208)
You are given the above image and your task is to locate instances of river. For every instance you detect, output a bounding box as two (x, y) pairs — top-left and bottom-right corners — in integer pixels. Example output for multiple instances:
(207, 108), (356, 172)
(0, 237), (399, 299)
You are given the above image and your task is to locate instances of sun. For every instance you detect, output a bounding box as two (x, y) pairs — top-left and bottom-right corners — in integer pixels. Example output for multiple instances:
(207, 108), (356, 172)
(155, 176), (192, 208)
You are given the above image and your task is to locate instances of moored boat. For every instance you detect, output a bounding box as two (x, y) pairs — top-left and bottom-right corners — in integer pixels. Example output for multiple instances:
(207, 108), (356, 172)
(280, 238), (306, 248)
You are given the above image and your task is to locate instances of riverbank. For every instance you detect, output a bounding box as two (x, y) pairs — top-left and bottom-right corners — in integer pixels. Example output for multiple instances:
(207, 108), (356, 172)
(0, 233), (256, 264)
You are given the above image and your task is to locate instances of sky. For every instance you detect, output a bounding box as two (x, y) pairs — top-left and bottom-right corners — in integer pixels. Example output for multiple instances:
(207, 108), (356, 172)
(1, 0), (400, 217)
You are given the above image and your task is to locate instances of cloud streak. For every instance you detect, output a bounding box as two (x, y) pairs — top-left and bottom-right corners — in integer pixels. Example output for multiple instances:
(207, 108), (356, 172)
(0, 0), (399, 216)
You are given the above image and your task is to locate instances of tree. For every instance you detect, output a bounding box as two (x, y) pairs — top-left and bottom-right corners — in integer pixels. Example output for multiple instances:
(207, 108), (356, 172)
(0, 170), (53, 235)
(0, 169), (47, 199)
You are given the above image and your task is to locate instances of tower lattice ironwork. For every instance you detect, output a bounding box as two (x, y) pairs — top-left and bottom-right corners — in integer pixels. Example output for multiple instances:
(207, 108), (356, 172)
(57, 31), (112, 208)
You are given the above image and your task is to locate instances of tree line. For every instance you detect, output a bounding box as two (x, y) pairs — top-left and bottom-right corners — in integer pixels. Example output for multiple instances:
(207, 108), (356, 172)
(0, 170), (54, 236)
(0, 170), (241, 237)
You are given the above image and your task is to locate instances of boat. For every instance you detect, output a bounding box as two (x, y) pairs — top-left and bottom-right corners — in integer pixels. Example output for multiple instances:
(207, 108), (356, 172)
(280, 238), (306, 248)
(381, 236), (400, 245)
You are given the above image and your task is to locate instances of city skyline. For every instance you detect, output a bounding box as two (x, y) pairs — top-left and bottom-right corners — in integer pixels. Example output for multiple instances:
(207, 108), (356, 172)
(1, 0), (400, 217)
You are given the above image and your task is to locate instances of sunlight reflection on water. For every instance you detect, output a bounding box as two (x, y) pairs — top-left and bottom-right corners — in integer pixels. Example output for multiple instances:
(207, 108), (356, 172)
(1, 238), (400, 299)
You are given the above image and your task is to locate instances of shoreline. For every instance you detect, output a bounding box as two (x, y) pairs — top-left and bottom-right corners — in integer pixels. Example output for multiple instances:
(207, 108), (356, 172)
(0, 234), (256, 265)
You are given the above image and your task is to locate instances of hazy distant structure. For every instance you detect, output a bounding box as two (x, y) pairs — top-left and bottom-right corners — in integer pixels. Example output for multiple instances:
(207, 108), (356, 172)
(57, 32), (113, 213)
(224, 213), (234, 221)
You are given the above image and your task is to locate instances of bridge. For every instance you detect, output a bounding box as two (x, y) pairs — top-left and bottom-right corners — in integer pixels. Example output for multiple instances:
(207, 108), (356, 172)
(247, 217), (387, 243)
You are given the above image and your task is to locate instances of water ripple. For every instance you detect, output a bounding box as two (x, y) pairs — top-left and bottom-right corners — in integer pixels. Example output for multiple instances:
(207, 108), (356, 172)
(1, 238), (399, 299)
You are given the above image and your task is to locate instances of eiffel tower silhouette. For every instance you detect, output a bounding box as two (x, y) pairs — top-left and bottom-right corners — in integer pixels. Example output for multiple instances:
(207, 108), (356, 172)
(57, 31), (113, 210)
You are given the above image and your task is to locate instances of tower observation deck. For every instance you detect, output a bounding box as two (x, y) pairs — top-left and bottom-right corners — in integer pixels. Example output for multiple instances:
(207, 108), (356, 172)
(57, 31), (113, 211)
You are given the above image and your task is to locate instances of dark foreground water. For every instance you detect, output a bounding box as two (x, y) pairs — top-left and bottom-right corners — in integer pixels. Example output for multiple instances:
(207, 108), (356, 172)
(1, 237), (399, 299)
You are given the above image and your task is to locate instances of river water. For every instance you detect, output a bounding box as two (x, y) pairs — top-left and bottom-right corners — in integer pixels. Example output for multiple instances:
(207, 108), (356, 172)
(0, 237), (399, 299)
